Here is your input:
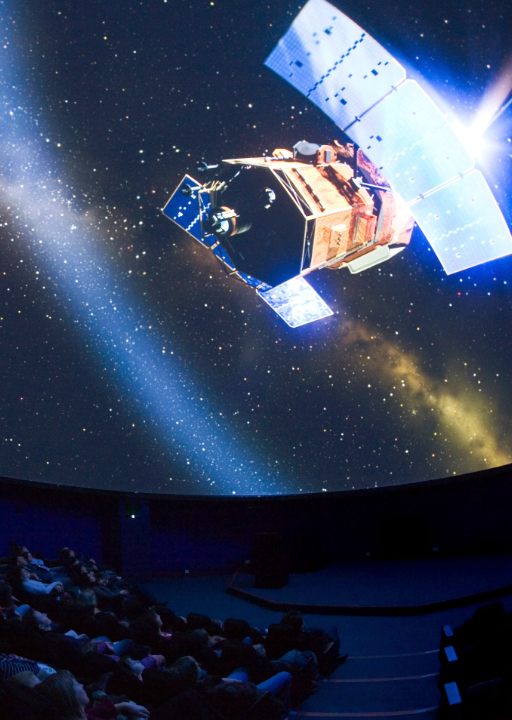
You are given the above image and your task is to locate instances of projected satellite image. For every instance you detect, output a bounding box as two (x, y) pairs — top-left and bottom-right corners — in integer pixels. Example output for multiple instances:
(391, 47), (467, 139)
(0, 0), (511, 495)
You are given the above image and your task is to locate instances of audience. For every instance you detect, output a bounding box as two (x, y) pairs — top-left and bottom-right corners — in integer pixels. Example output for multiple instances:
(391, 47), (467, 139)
(0, 540), (344, 719)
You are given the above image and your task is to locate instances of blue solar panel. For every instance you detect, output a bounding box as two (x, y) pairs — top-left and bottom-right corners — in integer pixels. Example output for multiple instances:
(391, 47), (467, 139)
(411, 170), (512, 274)
(162, 175), (210, 246)
(213, 245), (236, 271)
(347, 80), (474, 203)
(265, 0), (405, 132)
(258, 276), (333, 327)
(237, 272), (272, 290)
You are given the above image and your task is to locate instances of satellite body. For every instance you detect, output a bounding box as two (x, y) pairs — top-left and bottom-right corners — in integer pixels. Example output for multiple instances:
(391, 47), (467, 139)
(164, 141), (413, 278)
(163, 0), (512, 327)
(163, 143), (414, 326)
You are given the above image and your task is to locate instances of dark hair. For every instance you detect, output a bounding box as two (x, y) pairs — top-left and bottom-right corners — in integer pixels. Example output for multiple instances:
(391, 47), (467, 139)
(223, 617), (251, 641)
(8, 541), (23, 563)
(22, 608), (41, 632)
(5, 565), (23, 587)
(123, 597), (145, 622)
(0, 579), (13, 607)
(70, 564), (92, 588)
(281, 610), (303, 631)
(136, 607), (160, 632)
(191, 628), (210, 647)
(36, 670), (86, 719)
(187, 612), (214, 634)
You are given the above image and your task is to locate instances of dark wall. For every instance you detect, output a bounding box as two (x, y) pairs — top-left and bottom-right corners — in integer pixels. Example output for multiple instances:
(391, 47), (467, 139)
(148, 466), (512, 571)
(0, 482), (103, 562)
(0, 465), (511, 575)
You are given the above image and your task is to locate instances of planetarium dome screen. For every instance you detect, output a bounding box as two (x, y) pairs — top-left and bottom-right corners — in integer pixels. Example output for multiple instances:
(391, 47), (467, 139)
(0, 0), (511, 496)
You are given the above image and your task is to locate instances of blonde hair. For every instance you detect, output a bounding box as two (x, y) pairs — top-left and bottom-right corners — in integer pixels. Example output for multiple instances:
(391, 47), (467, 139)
(36, 670), (86, 719)
(169, 655), (200, 686)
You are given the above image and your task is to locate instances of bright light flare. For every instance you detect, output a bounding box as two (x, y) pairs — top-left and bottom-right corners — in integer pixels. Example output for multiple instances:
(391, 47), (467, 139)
(450, 115), (493, 161)
(453, 55), (512, 161)
(472, 53), (512, 137)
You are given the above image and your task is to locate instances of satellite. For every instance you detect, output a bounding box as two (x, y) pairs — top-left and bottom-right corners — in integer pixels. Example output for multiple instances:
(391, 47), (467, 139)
(163, 0), (512, 328)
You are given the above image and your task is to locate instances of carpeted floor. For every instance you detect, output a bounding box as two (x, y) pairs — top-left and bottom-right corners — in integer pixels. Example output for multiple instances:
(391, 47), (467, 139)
(231, 554), (512, 607)
(141, 555), (512, 718)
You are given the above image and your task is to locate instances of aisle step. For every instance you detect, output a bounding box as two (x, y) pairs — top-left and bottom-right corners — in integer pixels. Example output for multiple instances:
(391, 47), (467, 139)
(291, 708), (438, 717)
(332, 654), (439, 679)
(324, 673), (438, 683)
(296, 676), (440, 715)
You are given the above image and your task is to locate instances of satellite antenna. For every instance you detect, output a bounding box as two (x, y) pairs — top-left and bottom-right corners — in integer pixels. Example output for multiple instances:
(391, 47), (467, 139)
(163, 0), (512, 327)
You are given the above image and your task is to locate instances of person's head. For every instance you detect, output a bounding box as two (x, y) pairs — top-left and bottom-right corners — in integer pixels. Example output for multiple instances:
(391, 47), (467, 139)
(36, 670), (88, 720)
(191, 628), (210, 647)
(22, 551), (33, 563)
(123, 597), (145, 622)
(76, 588), (97, 611)
(210, 619), (224, 635)
(223, 617), (250, 641)
(59, 547), (76, 563)
(137, 607), (162, 632)
(23, 608), (53, 632)
(281, 610), (304, 631)
(0, 579), (13, 607)
(74, 564), (92, 588)
(168, 656), (200, 687)
(8, 565), (30, 584)
(5, 565), (23, 588)
(15, 555), (28, 567)
(9, 541), (23, 561)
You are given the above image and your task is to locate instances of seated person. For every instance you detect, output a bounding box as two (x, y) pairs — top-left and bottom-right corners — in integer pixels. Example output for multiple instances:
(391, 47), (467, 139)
(0, 653), (42, 681)
(135, 607), (172, 639)
(0, 672), (57, 720)
(277, 610), (347, 673)
(22, 609), (55, 632)
(22, 551), (69, 581)
(9, 566), (64, 597)
(36, 669), (149, 719)
(167, 655), (291, 720)
(0, 579), (15, 612)
(14, 556), (55, 585)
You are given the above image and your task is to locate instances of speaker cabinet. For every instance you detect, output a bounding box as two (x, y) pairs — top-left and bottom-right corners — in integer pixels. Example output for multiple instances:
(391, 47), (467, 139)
(250, 532), (289, 589)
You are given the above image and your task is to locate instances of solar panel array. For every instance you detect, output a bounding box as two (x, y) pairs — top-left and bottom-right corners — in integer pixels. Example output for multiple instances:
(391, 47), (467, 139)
(265, 0), (512, 274)
(163, 175), (274, 293)
(265, 0), (405, 131)
(162, 175), (213, 248)
(346, 80), (474, 204)
(411, 170), (512, 274)
(258, 276), (334, 327)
